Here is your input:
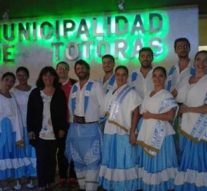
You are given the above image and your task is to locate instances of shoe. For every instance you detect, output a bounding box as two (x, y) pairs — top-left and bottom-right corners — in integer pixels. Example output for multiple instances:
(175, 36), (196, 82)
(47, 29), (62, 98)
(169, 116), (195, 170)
(13, 184), (22, 190)
(26, 183), (35, 189)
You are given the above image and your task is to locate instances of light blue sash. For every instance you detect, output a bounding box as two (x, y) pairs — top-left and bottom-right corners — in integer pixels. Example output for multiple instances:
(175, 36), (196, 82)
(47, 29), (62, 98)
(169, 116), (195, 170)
(106, 74), (115, 93)
(190, 93), (207, 140)
(166, 66), (176, 91)
(151, 97), (177, 151)
(190, 114), (207, 141)
(109, 85), (133, 121)
(151, 121), (165, 150)
(71, 81), (93, 114)
(131, 71), (138, 82)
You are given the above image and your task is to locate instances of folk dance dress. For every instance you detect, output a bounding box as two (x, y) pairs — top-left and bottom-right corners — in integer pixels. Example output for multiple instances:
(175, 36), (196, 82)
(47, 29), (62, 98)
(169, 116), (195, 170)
(137, 89), (178, 191)
(13, 88), (36, 177)
(99, 84), (142, 191)
(0, 93), (33, 180)
(65, 80), (104, 191)
(175, 74), (207, 191)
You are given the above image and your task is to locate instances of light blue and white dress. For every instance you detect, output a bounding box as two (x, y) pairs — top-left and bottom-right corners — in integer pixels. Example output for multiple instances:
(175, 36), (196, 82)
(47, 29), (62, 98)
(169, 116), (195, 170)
(0, 93), (34, 180)
(99, 84), (142, 191)
(13, 88), (36, 177)
(175, 74), (207, 191)
(65, 80), (104, 191)
(137, 89), (178, 191)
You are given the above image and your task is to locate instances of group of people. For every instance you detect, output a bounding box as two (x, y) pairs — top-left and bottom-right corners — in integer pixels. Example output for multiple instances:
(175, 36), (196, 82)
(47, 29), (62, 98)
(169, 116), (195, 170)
(0, 37), (206, 191)
(0, 63), (77, 190)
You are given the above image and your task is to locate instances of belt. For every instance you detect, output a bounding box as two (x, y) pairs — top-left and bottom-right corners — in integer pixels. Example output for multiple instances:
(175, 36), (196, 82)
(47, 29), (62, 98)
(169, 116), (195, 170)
(73, 115), (98, 124)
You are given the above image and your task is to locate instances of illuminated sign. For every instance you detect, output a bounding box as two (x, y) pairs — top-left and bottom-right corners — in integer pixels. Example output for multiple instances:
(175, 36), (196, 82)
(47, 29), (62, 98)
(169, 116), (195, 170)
(0, 11), (169, 65)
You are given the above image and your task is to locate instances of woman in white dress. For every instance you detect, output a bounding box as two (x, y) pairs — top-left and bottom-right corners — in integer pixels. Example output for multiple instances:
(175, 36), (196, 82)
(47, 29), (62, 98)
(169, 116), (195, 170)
(99, 65), (142, 191)
(13, 67), (36, 190)
(0, 72), (33, 190)
(137, 66), (178, 191)
(175, 50), (207, 191)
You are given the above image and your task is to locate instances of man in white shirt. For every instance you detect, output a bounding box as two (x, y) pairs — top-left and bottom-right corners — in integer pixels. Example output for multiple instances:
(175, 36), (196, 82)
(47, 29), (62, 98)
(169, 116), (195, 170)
(100, 54), (116, 94)
(166, 37), (195, 97)
(130, 47), (154, 100)
(165, 38), (194, 166)
(65, 59), (104, 191)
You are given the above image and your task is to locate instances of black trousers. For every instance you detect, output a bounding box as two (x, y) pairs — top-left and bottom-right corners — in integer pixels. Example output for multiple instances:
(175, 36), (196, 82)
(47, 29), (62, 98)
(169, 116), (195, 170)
(57, 136), (77, 179)
(36, 139), (57, 187)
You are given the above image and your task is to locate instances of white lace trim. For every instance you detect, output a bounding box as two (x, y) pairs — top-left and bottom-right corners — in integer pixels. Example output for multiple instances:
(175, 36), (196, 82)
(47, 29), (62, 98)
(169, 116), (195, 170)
(0, 158), (32, 170)
(139, 167), (177, 185)
(99, 165), (139, 181)
(175, 169), (207, 187)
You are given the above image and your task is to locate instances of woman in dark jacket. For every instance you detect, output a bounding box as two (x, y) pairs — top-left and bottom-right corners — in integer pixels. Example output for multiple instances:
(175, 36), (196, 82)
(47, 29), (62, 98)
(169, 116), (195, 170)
(27, 66), (67, 191)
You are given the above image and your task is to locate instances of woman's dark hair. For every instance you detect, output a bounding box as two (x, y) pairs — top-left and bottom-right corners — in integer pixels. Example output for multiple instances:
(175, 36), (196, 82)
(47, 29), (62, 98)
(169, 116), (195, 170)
(1, 72), (16, 82)
(153, 66), (167, 78)
(194, 50), (207, 60)
(16, 66), (30, 77)
(36, 66), (60, 89)
(115, 65), (129, 76)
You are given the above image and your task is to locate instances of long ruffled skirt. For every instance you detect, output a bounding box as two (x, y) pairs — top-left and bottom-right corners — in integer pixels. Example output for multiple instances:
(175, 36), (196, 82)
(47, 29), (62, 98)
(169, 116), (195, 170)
(175, 136), (207, 191)
(139, 135), (178, 191)
(0, 118), (35, 180)
(99, 133), (141, 191)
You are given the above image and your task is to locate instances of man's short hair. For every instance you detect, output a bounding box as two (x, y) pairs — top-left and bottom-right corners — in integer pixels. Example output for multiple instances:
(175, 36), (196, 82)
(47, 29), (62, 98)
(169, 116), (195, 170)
(56, 61), (70, 70)
(174, 37), (190, 50)
(74, 59), (90, 71)
(139, 47), (154, 58)
(102, 54), (115, 63)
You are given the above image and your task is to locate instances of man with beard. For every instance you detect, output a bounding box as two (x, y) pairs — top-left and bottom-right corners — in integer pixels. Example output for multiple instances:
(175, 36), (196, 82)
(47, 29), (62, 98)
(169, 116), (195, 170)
(166, 37), (195, 97)
(100, 54), (116, 94)
(65, 59), (104, 191)
(130, 47), (154, 100)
